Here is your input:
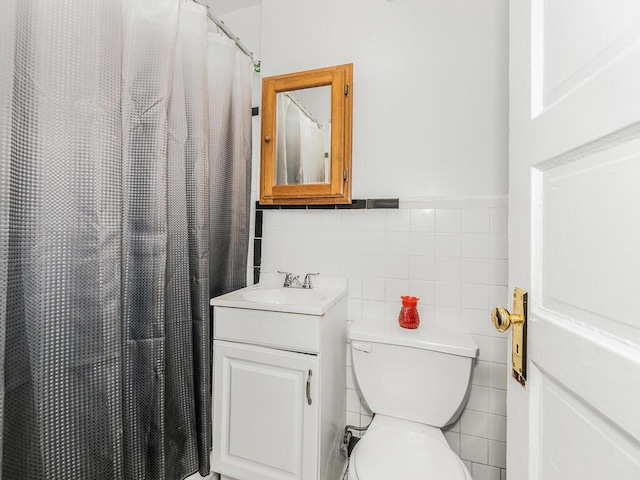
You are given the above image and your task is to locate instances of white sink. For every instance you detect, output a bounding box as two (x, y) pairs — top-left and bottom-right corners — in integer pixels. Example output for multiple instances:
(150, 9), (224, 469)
(211, 280), (346, 315)
(241, 288), (329, 306)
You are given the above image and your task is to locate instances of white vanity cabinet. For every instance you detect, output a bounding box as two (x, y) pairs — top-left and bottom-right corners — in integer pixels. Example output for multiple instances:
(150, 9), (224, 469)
(213, 340), (319, 480)
(211, 285), (346, 480)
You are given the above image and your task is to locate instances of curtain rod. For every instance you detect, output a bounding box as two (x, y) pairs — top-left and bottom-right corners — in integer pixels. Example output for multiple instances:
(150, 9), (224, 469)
(192, 0), (261, 72)
(285, 93), (322, 128)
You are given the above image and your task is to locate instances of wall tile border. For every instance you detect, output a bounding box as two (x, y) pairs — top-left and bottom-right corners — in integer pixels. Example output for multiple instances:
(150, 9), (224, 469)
(255, 198), (399, 211)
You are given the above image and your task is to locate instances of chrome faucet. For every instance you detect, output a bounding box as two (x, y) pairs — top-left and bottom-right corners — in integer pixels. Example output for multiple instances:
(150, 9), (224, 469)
(278, 271), (319, 289)
(302, 272), (319, 289)
(278, 271), (302, 288)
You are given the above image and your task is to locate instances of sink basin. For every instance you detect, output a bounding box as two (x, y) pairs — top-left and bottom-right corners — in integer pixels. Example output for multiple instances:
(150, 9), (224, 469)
(210, 281), (346, 315)
(241, 288), (328, 306)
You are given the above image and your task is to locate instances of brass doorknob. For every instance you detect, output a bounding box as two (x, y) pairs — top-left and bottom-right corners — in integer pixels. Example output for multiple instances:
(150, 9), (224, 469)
(493, 288), (528, 386)
(491, 306), (525, 333)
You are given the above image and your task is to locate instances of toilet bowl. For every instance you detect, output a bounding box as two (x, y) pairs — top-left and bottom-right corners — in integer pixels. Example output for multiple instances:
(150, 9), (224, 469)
(348, 323), (479, 480)
(348, 416), (472, 480)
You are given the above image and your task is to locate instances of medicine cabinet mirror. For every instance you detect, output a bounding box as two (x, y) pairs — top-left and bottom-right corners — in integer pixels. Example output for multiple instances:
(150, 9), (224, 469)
(260, 64), (353, 205)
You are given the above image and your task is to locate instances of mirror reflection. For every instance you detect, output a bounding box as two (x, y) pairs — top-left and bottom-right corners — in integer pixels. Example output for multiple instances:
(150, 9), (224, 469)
(275, 85), (332, 185)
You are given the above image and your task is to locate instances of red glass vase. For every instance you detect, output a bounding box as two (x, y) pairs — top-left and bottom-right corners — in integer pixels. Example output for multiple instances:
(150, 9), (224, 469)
(398, 296), (420, 329)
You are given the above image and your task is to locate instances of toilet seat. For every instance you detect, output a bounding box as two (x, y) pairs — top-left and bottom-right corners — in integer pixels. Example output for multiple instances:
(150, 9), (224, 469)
(350, 420), (469, 480)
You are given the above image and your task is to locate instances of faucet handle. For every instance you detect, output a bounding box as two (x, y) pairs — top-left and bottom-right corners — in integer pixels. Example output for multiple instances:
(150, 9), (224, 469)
(278, 270), (297, 287)
(302, 272), (319, 289)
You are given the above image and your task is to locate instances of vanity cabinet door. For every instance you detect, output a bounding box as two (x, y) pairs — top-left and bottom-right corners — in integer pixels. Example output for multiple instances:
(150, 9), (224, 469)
(213, 340), (320, 480)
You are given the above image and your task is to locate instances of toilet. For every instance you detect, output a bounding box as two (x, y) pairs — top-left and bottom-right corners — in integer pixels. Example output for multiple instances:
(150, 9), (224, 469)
(348, 322), (479, 480)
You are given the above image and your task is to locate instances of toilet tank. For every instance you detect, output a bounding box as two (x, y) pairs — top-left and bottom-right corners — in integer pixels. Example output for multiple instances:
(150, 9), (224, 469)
(350, 323), (479, 428)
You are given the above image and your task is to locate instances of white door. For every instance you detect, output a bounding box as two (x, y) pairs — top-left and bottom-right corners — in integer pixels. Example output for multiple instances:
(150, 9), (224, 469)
(508, 1), (640, 479)
(212, 340), (319, 480)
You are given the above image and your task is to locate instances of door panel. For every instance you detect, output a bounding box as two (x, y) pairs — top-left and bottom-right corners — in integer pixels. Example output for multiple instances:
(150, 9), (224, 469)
(538, 143), (640, 336)
(537, 0), (640, 110)
(529, 318), (640, 446)
(509, 1), (640, 479)
(530, 365), (640, 480)
(529, 1), (640, 156)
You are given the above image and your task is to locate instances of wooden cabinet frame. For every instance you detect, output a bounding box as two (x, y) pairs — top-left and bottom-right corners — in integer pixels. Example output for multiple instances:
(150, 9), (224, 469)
(260, 64), (353, 205)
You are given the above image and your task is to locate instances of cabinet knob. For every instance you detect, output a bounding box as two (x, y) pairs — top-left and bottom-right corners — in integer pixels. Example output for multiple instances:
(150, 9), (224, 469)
(264, 135), (271, 143)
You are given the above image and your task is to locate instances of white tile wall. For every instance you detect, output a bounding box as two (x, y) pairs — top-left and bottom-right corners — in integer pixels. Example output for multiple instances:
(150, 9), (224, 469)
(258, 196), (509, 477)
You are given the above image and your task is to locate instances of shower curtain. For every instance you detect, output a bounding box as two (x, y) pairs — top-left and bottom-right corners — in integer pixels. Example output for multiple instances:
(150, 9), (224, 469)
(300, 116), (326, 184)
(0, 0), (252, 479)
(276, 98), (325, 185)
(208, 34), (252, 298)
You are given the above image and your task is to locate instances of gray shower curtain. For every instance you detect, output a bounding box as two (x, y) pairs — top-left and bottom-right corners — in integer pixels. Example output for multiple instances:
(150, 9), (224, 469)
(121, 1), (211, 478)
(208, 34), (253, 298)
(0, 0), (251, 479)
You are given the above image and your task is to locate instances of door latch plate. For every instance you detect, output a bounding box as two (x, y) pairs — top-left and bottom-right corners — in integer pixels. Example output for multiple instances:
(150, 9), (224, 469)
(511, 287), (527, 386)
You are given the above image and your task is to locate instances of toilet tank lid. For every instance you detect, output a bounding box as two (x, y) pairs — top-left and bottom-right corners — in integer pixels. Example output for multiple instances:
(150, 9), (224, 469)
(349, 323), (479, 358)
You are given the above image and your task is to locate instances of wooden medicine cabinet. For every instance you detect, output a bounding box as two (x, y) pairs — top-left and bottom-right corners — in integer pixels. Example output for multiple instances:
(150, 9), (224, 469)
(260, 64), (353, 205)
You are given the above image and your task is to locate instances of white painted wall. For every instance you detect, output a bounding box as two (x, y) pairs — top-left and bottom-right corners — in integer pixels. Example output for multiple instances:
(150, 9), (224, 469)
(220, 0), (509, 199)
(261, 0), (509, 198)
(212, 5), (261, 59)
